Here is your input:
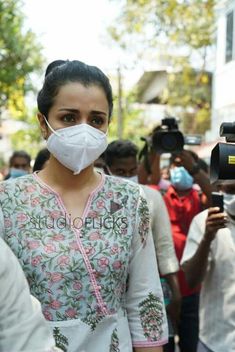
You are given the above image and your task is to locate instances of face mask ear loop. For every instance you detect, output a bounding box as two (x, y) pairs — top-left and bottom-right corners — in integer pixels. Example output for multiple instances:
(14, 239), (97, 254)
(43, 115), (61, 137)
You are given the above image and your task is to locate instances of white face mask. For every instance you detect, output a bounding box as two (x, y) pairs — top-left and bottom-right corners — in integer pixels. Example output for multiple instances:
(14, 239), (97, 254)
(44, 118), (108, 175)
(106, 166), (138, 183)
(223, 193), (235, 216)
(124, 175), (138, 183)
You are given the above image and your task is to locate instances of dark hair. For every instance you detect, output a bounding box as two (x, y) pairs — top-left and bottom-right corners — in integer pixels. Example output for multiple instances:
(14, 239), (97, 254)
(9, 150), (31, 166)
(105, 140), (138, 166)
(37, 60), (113, 119)
(33, 148), (50, 172)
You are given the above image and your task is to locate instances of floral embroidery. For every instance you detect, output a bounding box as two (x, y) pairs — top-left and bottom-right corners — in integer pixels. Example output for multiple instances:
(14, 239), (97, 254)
(81, 309), (106, 331)
(0, 175), (139, 321)
(0, 175), (166, 348)
(137, 196), (150, 246)
(138, 292), (164, 341)
(53, 327), (69, 352)
(109, 328), (120, 352)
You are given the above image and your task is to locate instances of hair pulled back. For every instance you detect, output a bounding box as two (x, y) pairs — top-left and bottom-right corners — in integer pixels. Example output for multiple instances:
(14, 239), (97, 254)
(37, 60), (113, 119)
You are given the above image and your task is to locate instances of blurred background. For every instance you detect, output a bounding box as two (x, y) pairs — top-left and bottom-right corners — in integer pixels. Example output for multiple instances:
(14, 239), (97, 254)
(0, 0), (232, 170)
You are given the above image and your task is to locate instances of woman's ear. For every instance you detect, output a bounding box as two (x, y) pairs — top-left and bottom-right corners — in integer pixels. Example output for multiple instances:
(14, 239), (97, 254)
(37, 113), (48, 139)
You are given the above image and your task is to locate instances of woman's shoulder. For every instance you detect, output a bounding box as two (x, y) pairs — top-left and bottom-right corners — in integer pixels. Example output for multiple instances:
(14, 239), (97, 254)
(0, 174), (35, 194)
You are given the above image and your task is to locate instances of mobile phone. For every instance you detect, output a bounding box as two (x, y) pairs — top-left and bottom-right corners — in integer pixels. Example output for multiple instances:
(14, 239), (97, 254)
(211, 192), (224, 212)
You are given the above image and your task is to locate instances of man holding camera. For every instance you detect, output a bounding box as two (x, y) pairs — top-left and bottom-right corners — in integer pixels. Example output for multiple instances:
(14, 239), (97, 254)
(181, 183), (235, 352)
(162, 149), (212, 352)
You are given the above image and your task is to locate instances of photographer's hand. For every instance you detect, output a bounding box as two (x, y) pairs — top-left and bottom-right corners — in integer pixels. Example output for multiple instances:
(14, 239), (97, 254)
(205, 207), (228, 241)
(178, 150), (215, 207)
(182, 207), (227, 288)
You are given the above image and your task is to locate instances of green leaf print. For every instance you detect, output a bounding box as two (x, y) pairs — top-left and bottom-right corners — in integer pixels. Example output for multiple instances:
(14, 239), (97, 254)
(53, 327), (69, 352)
(138, 292), (164, 341)
(109, 328), (120, 352)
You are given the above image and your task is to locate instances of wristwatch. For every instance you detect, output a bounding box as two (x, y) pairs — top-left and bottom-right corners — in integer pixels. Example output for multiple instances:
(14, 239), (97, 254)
(189, 163), (201, 176)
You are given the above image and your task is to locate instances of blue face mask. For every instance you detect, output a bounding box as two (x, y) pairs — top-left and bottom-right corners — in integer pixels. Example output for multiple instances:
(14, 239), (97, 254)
(9, 168), (28, 179)
(170, 166), (193, 191)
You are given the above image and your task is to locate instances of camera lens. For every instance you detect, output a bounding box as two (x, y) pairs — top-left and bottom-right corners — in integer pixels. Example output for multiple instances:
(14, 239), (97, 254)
(161, 134), (179, 152)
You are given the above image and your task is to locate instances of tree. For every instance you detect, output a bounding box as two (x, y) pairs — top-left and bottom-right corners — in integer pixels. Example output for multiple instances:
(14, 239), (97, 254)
(108, 0), (216, 134)
(108, 88), (151, 149)
(0, 0), (45, 154)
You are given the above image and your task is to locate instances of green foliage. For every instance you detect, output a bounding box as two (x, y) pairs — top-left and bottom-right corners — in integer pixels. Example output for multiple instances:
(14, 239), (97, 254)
(108, 90), (150, 148)
(10, 111), (44, 158)
(0, 0), (45, 152)
(0, 0), (44, 110)
(108, 0), (216, 134)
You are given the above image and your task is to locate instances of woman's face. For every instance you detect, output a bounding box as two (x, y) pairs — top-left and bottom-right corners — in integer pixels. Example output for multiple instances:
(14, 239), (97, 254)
(39, 82), (109, 137)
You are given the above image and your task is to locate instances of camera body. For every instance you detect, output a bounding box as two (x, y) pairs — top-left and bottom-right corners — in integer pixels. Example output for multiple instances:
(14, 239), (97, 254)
(210, 122), (235, 183)
(151, 117), (201, 154)
(151, 117), (185, 154)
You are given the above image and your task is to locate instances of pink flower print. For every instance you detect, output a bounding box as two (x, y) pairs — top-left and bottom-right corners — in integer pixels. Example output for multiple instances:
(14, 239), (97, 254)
(112, 260), (122, 270)
(73, 281), (82, 291)
(96, 200), (105, 209)
(57, 255), (69, 267)
(106, 191), (113, 198)
(52, 233), (65, 241)
(88, 210), (98, 218)
(26, 185), (36, 193)
(89, 232), (100, 241)
(31, 255), (42, 266)
(17, 213), (28, 222)
(50, 300), (62, 310)
(43, 310), (53, 321)
(27, 240), (40, 249)
(69, 241), (80, 251)
(111, 244), (120, 255)
(65, 308), (77, 319)
(50, 272), (63, 283)
(50, 210), (62, 219)
(84, 245), (95, 257)
(40, 188), (50, 196)
(31, 197), (40, 207)
(44, 243), (56, 254)
(121, 228), (127, 235)
(98, 257), (109, 268)
(4, 218), (12, 228)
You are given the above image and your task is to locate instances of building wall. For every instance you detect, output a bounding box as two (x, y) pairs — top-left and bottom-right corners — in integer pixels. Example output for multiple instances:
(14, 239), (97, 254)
(212, 0), (235, 139)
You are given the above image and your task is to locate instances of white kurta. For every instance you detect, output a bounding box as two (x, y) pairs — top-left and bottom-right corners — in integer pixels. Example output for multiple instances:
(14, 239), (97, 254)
(0, 173), (168, 352)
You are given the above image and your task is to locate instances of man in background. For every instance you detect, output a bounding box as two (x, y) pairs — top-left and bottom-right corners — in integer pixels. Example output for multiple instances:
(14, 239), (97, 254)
(104, 139), (181, 351)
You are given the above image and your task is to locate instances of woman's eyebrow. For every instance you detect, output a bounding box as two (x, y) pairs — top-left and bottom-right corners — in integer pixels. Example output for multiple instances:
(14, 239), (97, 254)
(58, 108), (107, 115)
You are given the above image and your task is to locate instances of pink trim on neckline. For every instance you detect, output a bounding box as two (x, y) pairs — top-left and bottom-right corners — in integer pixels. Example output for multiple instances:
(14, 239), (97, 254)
(32, 171), (105, 201)
(32, 170), (109, 315)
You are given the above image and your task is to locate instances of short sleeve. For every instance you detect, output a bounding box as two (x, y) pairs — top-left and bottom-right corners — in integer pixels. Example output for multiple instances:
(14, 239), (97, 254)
(147, 187), (179, 275)
(181, 209), (209, 266)
(125, 188), (168, 348)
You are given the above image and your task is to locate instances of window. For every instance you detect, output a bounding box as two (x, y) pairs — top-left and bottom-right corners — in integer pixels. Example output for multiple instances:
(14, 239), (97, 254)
(226, 11), (234, 63)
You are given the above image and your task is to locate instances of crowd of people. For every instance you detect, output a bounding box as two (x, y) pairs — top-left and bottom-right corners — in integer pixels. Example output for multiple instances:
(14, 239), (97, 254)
(0, 59), (234, 352)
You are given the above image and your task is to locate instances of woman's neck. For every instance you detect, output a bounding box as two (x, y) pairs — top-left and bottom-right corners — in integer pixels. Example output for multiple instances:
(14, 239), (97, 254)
(37, 155), (99, 191)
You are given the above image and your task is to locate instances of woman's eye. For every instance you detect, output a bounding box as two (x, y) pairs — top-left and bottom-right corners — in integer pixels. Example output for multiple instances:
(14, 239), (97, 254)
(90, 117), (104, 126)
(62, 114), (76, 123)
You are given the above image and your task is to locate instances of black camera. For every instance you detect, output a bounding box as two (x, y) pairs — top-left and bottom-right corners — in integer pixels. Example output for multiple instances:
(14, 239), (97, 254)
(210, 122), (235, 183)
(151, 117), (185, 154)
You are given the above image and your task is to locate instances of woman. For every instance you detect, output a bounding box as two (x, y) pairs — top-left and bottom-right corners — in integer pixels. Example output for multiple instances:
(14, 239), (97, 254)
(0, 60), (167, 352)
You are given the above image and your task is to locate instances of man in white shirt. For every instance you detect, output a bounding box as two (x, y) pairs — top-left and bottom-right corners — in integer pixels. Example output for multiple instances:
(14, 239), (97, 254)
(181, 183), (235, 352)
(0, 237), (60, 352)
(104, 139), (181, 351)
